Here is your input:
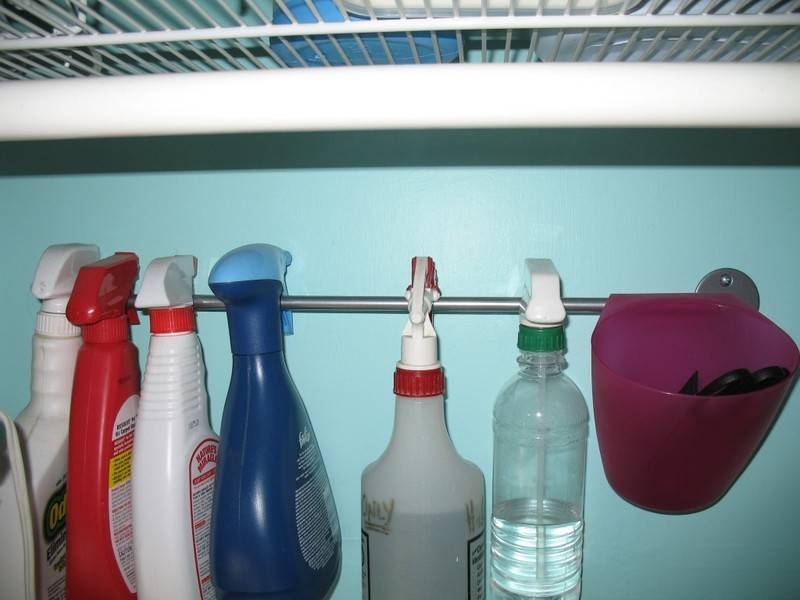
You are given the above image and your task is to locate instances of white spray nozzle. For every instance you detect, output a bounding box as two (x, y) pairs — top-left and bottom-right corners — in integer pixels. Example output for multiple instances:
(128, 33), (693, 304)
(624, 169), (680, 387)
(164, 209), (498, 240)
(135, 255), (197, 309)
(398, 257), (441, 370)
(522, 258), (566, 327)
(32, 244), (101, 313)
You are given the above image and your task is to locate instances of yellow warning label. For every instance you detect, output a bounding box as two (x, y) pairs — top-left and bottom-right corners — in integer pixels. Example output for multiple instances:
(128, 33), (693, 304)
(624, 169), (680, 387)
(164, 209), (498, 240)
(109, 449), (133, 489)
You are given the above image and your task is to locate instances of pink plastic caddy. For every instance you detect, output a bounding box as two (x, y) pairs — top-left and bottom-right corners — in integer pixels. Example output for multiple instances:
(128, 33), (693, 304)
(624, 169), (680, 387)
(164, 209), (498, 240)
(592, 294), (799, 513)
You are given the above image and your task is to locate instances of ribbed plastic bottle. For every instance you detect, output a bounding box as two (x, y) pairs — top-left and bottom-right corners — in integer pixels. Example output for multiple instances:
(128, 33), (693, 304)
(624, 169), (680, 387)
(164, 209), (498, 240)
(361, 257), (486, 600)
(209, 244), (341, 600)
(491, 260), (589, 600)
(65, 252), (140, 600)
(132, 255), (218, 600)
(16, 243), (100, 600)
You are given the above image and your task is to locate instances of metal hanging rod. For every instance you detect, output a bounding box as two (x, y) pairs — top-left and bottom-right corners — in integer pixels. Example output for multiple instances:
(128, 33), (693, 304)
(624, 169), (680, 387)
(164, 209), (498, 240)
(139, 269), (759, 315)
(189, 295), (607, 314)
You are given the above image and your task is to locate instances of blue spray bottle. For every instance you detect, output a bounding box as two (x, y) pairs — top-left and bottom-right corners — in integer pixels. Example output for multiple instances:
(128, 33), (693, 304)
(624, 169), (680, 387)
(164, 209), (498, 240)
(209, 244), (341, 600)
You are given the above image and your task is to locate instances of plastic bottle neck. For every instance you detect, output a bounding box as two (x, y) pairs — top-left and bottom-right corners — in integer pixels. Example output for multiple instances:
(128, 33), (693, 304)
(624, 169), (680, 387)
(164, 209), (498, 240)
(81, 315), (131, 343)
(35, 311), (81, 338)
(388, 394), (454, 453)
(393, 367), (444, 397)
(517, 350), (565, 377)
(24, 333), (82, 419)
(148, 307), (195, 334)
(210, 279), (284, 356)
(140, 333), (207, 417)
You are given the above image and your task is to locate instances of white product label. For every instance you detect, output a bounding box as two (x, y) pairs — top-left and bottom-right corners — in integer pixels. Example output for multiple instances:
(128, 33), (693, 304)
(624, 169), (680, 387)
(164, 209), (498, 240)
(467, 496), (486, 600)
(189, 439), (218, 600)
(40, 476), (67, 600)
(361, 530), (370, 600)
(468, 531), (485, 600)
(108, 395), (138, 594)
(294, 427), (339, 570)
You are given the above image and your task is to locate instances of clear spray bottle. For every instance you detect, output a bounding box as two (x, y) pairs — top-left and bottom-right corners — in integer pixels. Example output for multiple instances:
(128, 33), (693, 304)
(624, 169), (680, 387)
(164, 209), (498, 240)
(491, 259), (589, 600)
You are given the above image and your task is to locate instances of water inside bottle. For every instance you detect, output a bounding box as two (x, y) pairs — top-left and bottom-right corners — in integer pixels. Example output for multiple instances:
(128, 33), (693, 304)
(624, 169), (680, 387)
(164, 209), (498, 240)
(491, 498), (583, 599)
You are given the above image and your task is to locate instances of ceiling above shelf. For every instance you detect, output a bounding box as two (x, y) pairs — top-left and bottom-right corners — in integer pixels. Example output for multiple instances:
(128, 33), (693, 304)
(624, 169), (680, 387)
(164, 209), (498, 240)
(0, 0), (798, 79)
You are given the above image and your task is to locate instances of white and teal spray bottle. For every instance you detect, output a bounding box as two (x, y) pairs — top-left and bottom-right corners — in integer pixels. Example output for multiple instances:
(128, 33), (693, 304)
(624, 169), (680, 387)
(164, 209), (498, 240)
(16, 243), (100, 600)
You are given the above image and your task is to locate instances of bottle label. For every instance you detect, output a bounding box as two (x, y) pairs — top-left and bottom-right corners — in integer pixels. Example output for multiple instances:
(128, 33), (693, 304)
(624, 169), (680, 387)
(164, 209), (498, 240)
(468, 531), (485, 600)
(189, 438), (219, 600)
(108, 394), (138, 594)
(360, 495), (485, 600)
(467, 497), (486, 600)
(362, 496), (395, 535)
(361, 530), (370, 600)
(40, 478), (67, 600)
(294, 426), (340, 570)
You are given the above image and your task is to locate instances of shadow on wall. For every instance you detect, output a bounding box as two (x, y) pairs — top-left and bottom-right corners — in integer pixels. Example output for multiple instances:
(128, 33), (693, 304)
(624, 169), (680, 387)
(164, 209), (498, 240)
(1, 128), (799, 175)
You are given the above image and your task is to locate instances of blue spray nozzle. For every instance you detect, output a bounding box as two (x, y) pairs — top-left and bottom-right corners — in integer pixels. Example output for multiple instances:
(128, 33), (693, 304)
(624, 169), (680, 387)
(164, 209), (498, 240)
(210, 244), (296, 355)
(209, 244), (294, 337)
(209, 244), (292, 287)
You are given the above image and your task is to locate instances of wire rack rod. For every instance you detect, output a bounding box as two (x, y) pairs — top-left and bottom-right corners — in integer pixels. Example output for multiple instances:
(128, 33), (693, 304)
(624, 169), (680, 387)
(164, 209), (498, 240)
(146, 268), (760, 315)
(2, 13), (799, 51)
(185, 295), (606, 313)
(149, 271), (761, 314)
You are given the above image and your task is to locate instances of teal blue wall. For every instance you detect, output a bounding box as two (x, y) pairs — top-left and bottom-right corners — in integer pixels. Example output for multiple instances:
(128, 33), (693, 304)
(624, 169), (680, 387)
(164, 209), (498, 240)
(1, 153), (799, 599)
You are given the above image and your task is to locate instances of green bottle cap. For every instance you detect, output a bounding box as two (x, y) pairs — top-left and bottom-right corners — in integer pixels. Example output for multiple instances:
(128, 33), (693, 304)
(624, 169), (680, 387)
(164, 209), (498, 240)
(517, 324), (565, 352)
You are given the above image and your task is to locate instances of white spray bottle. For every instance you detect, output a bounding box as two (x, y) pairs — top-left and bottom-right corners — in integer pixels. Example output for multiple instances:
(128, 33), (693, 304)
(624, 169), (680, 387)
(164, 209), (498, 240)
(361, 257), (486, 600)
(15, 243), (100, 600)
(132, 255), (218, 600)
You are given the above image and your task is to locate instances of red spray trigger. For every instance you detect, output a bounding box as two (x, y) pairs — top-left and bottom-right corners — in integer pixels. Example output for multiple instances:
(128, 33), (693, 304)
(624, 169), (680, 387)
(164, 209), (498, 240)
(407, 257), (440, 298)
(404, 256), (441, 328)
(67, 252), (140, 327)
(127, 305), (140, 325)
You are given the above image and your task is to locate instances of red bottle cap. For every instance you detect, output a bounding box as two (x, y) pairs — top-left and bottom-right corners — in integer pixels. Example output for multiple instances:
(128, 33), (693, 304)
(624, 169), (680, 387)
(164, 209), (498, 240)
(67, 252), (139, 343)
(393, 367), (445, 397)
(148, 307), (196, 334)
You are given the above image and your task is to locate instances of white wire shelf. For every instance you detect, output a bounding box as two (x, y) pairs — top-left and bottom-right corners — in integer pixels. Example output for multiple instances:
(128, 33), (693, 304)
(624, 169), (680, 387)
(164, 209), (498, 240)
(1, 1), (798, 137)
(0, 0), (798, 79)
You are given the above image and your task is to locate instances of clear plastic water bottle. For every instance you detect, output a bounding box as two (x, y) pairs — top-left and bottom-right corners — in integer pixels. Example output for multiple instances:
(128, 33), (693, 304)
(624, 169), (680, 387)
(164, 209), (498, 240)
(491, 261), (589, 600)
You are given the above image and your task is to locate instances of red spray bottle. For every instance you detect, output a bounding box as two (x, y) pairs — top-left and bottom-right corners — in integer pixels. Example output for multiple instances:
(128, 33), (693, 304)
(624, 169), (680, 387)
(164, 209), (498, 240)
(65, 252), (140, 600)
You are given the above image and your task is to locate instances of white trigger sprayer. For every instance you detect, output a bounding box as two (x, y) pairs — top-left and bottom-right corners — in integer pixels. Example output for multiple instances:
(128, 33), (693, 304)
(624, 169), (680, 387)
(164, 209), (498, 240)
(521, 258), (566, 328)
(398, 257), (442, 371)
